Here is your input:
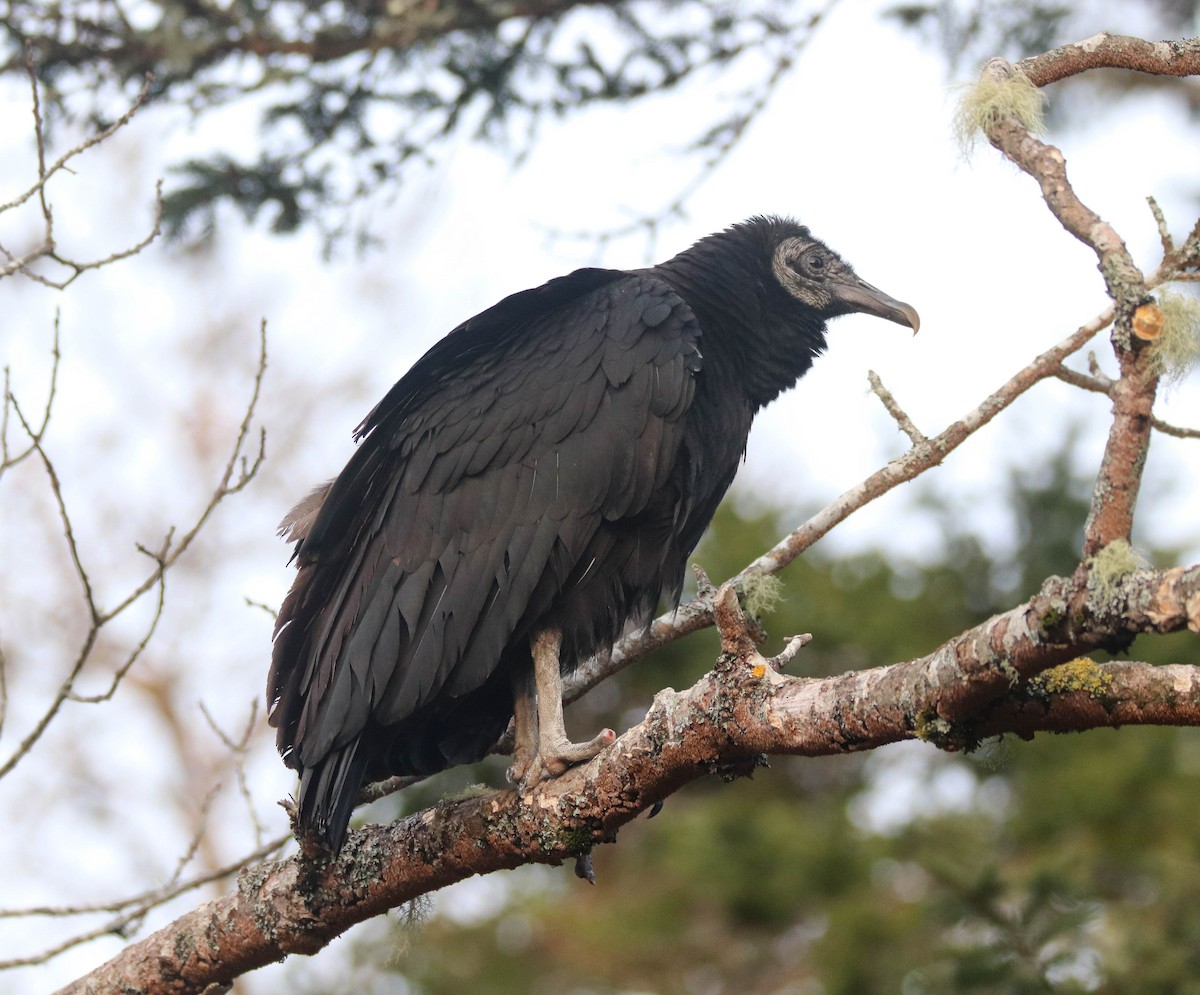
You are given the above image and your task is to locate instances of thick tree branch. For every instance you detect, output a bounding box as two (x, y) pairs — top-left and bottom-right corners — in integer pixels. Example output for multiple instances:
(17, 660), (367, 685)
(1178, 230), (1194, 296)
(59, 565), (1200, 994)
(1014, 33), (1200, 87)
(1080, 347), (1159, 557)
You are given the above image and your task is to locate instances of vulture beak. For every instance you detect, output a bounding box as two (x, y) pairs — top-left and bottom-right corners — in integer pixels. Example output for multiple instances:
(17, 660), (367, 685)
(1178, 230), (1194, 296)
(831, 274), (921, 335)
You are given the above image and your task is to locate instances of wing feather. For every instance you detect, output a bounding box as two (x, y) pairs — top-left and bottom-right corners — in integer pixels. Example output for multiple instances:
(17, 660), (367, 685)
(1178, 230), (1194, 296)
(269, 270), (703, 783)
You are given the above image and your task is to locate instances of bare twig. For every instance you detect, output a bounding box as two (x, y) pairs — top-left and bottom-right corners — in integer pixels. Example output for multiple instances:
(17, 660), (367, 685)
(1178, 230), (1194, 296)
(1147, 195), (1174, 258)
(201, 699), (270, 846)
(1, 315), (61, 482)
(0, 835), (290, 970)
(0, 56), (161, 288)
(0, 324), (269, 780)
(1053, 363), (1112, 394)
(1150, 419), (1200, 440)
(66, 539), (169, 704)
(1053, 364), (1199, 439)
(868, 369), (926, 445)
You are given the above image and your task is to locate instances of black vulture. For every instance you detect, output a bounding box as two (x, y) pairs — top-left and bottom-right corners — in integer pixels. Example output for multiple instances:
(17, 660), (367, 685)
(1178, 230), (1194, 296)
(269, 216), (919, 852)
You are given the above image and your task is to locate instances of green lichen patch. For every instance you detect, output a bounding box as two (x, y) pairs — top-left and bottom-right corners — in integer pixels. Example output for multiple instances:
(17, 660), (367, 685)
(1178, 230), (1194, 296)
(953, 69), (1046, 153)
(742, 573), (783, 619)
(1030, 658), (1114, 699)
(1040, 604), (1064, 631)
(1149, 291), (1200, 386)
(914, 710), (954, 746)
(1088, 539), (1142, 603)
(558, 824), (598, 856)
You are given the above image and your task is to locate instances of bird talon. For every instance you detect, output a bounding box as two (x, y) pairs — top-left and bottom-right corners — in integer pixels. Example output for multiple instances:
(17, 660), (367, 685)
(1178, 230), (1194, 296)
(515, 728), (616, 789)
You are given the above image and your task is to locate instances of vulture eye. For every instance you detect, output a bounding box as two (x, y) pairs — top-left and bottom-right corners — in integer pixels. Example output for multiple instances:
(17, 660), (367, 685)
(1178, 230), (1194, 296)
(791, 249), (828, 277)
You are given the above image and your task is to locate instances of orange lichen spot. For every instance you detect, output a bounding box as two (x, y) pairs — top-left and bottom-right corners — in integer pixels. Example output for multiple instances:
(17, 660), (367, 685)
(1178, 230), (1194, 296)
(751, 663), (767, 679)
(1133, 302), (1165, 341)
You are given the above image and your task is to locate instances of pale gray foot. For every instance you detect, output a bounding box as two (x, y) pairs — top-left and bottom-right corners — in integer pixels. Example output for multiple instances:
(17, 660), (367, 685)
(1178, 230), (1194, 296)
(510, 628), (615, 787)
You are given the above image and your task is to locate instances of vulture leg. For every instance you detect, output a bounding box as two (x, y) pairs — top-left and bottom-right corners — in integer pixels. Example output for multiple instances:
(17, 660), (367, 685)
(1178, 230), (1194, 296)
(508, 666), (539, 784)
(514, 628), (615, 785)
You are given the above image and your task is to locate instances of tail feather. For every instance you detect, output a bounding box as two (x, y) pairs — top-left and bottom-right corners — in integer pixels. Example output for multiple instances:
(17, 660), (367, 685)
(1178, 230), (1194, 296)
(297, 738), (370, 854)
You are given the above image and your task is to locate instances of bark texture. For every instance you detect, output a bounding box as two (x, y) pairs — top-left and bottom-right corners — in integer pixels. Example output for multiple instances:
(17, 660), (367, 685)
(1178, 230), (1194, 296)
(58, 569), (1200, 994)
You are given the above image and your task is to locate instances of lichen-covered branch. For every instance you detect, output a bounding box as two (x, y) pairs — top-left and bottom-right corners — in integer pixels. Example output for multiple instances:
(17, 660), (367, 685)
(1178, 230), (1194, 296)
(965, 38), (1200, 563)
(58, 565), (1200, 994)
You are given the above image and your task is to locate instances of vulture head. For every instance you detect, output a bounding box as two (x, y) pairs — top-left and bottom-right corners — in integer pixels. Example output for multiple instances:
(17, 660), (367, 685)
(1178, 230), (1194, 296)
(662, 216), (920, 407)
(769, 231), (920, 333)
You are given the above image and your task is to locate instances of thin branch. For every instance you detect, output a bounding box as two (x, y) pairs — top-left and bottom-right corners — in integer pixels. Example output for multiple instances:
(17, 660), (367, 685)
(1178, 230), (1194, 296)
(0, 835), (290, 971)
(1053, 365), (1200, 439)
(66, 537), (169, 703)
(0, 645), (7, 743)
(737, 308), (1114, 587)
(201, 699), (270, 846)
(868, 368), (927, 445)
(96, 321), (267, 627)
(1053, 363), (1112, 394)
(0, 56), (162, 287)
(11, 396), (99, 621)
(1150, 418), (1200, 440)
(0, 313), (61, 477)
(10, 181), (165, 290)
(1147, 195), (1174, 258)
(0, 324), (269, 780)
(0, 834), (291, 922)
(0, 61), (154, 216)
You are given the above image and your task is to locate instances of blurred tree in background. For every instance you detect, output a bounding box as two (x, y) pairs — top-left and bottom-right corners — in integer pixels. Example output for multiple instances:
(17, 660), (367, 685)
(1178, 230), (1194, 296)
(3, 0), (1197, 248)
